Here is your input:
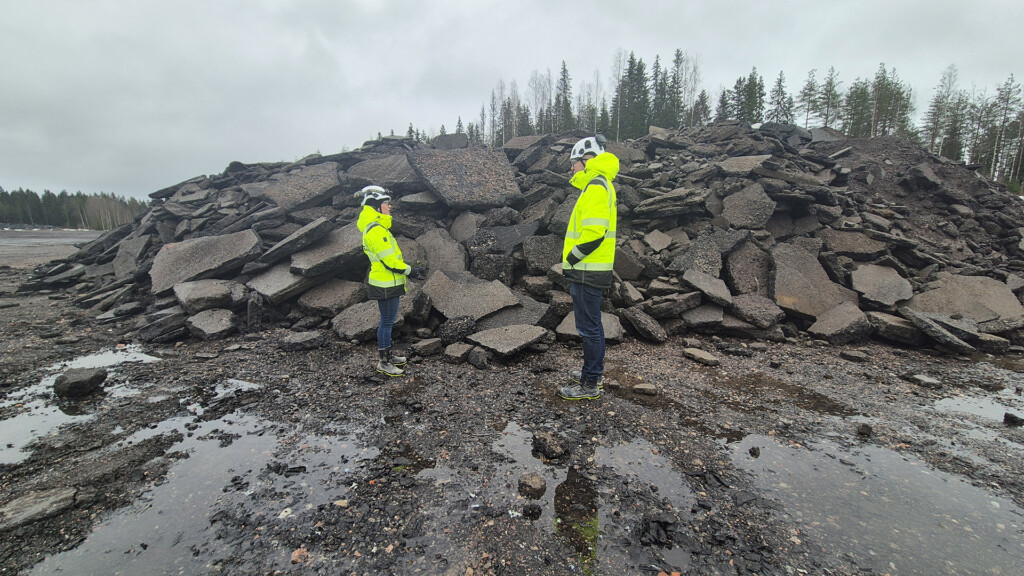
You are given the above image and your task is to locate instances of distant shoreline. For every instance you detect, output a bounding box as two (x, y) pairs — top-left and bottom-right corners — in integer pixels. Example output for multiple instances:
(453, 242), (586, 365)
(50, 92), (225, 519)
(0, 229), (104, 269)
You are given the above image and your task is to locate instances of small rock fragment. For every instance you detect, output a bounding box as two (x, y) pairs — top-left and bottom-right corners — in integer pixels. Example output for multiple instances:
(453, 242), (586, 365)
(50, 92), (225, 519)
(517, 473), (546, 499)
(682, 347), (720, 366)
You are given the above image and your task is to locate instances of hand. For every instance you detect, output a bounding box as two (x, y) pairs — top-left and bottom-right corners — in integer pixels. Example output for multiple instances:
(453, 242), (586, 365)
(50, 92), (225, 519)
(410, 266), (427, 280)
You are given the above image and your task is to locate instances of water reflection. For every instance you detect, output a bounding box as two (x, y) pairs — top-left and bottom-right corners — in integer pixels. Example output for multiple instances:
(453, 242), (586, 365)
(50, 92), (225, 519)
(934, 390), (1024, 422)
(0, 346), (160, 464)
(28, 412), (378, 576)
(732, 435), (1024, 575)
(485, 422), (694, 573)
(29, 412), (278, 576)
(555, 467), (598, 575)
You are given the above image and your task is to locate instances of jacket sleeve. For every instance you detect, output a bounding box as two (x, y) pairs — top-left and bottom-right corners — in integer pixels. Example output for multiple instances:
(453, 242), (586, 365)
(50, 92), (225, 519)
(566, 183), (611, 265)
(368, 228), (412, 275)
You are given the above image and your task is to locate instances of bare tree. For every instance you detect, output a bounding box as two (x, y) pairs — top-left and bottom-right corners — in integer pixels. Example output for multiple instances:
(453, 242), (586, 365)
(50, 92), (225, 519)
(489, 89), (499, 147)
(990, 74), (1022, 179)
(609, 48), (626, 140)
(507, 80), (521, 140)
(528, 68), (553, 133)
(922, 65), (959, 153)
(673, 51), (702, 126)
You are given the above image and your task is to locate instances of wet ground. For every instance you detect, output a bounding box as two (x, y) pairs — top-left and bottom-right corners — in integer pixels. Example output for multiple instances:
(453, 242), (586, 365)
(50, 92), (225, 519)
(1, 232), (1023, 575)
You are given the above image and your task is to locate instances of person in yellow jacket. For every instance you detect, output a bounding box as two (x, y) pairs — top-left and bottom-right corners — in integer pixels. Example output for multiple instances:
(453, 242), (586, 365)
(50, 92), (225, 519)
(355, 185), (425, 377)
(559, 135), (619, 401)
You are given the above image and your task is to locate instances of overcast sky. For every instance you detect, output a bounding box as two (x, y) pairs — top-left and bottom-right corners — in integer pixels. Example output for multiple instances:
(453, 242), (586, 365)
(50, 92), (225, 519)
(2, 0), (1020, 200)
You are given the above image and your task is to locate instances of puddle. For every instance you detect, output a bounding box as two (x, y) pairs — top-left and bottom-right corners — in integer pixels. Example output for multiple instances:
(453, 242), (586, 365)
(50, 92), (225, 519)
(489, 421), (564, 521)
(46, 344), (161, 371)
(391, 444), (435, 474)
(554, 467), (600, 574)
(187, 378), (264, 416)
(0, 346), (160, 464)
(933, 389), (1024, 423)
(732, 435), (1024, 575)
(212, 378), (262, 401)
(28, 411), (378, 576)
(484, 422), (694, 574)
(264, 431), (380, 511)
(0, 395), (90, 464)
(594, 439), (694, 513)
(29, 412), (276, 576)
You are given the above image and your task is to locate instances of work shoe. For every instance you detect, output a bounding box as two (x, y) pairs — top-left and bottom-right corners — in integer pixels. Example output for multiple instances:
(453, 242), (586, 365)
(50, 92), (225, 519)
(377, 348), (405, 377)
(571, 370), (603, 390)
(559, 378), (601, 401)
(389, 348), (407, 366)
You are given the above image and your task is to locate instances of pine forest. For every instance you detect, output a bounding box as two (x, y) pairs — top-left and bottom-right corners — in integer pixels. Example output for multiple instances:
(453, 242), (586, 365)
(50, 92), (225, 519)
(0, 188), (147, 231)
(404, 50), (1023, 194)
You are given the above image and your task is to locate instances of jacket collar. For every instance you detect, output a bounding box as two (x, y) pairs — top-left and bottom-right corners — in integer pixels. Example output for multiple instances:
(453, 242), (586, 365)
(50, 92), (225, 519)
(570, 152), (619, 190)
(357, 205), (392, 231)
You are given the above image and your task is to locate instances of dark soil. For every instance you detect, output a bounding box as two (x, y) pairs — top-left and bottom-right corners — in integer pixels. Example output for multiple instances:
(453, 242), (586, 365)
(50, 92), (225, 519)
(2, 250), (1024, 575)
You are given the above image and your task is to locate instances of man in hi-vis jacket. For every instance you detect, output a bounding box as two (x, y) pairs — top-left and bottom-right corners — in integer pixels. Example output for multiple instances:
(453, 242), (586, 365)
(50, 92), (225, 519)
(559, 135), (619, 401)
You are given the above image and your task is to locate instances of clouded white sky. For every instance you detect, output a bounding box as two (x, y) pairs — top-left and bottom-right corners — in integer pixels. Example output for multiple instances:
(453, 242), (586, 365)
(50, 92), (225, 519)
(2, 0), (1020, 200)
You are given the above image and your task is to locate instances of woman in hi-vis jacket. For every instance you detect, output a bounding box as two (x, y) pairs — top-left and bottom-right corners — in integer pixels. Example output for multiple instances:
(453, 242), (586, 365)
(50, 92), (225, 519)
(354, 185), (425, 376)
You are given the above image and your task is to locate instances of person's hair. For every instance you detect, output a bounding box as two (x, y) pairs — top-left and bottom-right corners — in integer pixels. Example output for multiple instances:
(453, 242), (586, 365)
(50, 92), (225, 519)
(365, 197), (387, 211)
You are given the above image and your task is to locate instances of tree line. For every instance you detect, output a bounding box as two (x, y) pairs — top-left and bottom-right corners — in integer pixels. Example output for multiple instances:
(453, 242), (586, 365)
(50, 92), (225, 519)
(921, 66), (1022, 188)
(400, 50), (1021, 193)
(0, 187), (148, 230)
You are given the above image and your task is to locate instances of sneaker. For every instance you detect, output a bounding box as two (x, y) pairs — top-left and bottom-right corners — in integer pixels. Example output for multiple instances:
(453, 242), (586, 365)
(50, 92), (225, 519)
(376, 360), (405, 377)
(377, 348), (405, 377)
(390, 350), (407, 366)
(558, 381), (601, 401)
(571, 370), (603, 390)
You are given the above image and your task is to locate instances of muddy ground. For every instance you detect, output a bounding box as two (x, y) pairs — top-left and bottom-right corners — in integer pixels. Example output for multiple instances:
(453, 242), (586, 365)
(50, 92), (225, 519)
(1, 233), (1023, 576)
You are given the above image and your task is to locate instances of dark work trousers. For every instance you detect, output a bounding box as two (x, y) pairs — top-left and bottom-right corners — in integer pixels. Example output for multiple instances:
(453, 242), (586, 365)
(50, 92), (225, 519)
(570, 281), (605, 382)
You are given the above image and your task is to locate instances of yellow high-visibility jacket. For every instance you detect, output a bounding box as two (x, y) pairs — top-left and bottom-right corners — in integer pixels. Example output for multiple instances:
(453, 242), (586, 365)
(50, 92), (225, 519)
(562, 151), (619, 289)
(357, 205), (410, 300)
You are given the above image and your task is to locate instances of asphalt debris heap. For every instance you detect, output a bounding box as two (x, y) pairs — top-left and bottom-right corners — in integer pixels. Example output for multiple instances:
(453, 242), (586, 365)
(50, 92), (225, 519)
(23, 121), (1024, 356)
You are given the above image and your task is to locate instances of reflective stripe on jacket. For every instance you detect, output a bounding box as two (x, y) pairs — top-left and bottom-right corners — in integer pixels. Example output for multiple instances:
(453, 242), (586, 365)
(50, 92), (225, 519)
(562, 151), (619, 289)
(357, 205), (409, 300)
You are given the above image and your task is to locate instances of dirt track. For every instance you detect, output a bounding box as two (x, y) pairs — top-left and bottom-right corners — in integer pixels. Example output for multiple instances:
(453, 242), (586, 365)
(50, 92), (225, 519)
(2, 232), (1024, 575)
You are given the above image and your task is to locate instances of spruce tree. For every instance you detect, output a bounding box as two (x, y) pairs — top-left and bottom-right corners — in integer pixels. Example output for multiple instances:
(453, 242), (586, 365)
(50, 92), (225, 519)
(650, 56), (673, 129)
(730, 76), (746, 122)
(842, 78), (872, 137)
(691, 90), (711, 127)
(610, 52), (651, 139)
(766, 71), (794, 124)
(554, 61), (574, 132)
(940, 90), (970, 161)
(743, 67), (766, 124)
(479, 104), (487, 144)
(668, 50), (684, 127)
(597, 99), (612, 135)
(715, 89), (734, 122)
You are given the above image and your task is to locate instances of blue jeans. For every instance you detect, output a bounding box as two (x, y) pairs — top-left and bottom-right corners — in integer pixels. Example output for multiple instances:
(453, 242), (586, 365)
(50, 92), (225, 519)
(377, 296), (400, 350)
(570, 282), (604, 382)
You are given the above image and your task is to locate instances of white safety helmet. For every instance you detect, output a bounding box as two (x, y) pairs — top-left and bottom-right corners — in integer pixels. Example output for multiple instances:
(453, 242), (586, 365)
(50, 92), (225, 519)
(569, 134), (607, 161)
(354, 185), (392, 206)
